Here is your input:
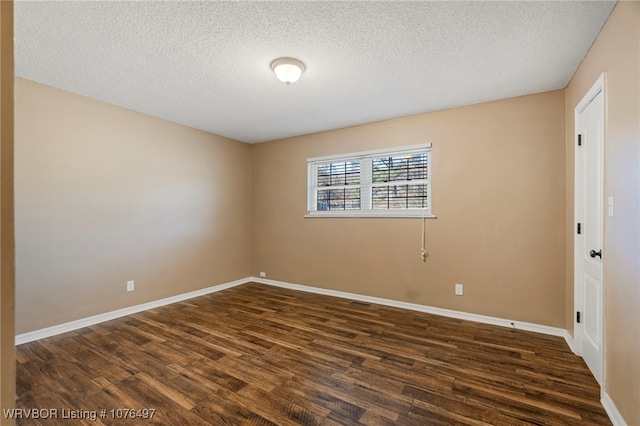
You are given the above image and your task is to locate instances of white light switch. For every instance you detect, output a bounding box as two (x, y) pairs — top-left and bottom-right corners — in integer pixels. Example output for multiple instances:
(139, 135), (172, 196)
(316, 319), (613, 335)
(127, 280), (135, 292)
(608, 196), (614, 217)
(455, 283), (463, 296)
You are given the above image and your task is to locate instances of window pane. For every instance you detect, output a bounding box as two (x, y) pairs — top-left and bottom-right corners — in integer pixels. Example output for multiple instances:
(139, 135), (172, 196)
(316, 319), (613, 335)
(408, 197), (427, 208)
(318, 161), (360, 187)
(329, 198), (345, 210)
(329, 188), (345, 211)
(345, 188), (361, 210)
(408, 154), (428, 180)
(372, 154), (427, 183)
(330, 162), (346, 186)
(317, 189), (329, 210)
(372, 186), (389, 209)
(408, 184), (427, 197)
(318, 175), (330, 187)
(317, 187), (361, 210)
(388, 184), (408, 209)
(372, 158), (391, 183)
(372, 183), (427, 209)
(345, 162), (360, 185)
(390, 185), (408, 198)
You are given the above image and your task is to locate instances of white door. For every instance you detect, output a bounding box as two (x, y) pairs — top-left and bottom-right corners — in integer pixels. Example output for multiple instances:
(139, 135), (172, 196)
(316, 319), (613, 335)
(575, 78), (605, 386)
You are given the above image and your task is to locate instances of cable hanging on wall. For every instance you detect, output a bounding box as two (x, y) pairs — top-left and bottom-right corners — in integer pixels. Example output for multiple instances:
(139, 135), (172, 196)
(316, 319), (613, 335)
(420, 214), (428, 262)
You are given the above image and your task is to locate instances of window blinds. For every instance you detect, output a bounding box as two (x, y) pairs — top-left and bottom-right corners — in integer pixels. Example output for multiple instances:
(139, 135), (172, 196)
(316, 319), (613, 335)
(307, 144), (431, 216)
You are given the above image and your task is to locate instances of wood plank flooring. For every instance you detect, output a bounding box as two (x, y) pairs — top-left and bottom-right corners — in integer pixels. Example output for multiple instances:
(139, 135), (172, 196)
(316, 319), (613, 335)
(15, 283), (610, 425)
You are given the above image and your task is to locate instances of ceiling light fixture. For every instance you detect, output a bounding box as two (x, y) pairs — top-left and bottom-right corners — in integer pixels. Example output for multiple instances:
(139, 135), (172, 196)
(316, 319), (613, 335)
(271, 58), (305, 85)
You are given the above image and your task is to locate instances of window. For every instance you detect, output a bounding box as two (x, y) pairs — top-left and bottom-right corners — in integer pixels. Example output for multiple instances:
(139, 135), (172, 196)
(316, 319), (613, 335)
(307, 144), (432, 218)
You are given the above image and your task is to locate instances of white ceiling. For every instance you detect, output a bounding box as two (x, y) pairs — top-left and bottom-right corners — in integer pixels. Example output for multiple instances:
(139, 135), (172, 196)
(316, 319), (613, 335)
(15, 1), (615, 144)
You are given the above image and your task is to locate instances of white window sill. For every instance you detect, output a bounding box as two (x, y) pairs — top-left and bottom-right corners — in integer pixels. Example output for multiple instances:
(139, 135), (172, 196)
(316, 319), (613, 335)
(305, 211), (437, 219)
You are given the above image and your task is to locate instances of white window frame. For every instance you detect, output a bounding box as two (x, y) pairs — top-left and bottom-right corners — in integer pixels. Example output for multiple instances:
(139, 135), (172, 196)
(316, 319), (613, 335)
(306, 143), (434, 218)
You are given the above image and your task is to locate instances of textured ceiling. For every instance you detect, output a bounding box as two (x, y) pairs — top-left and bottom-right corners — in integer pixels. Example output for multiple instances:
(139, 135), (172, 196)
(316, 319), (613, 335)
(16, 1), (615, 144)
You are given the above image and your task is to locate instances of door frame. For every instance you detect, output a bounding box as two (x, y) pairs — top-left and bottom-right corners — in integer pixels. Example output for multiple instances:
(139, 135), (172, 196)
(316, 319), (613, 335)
(573, 73), (606, 386)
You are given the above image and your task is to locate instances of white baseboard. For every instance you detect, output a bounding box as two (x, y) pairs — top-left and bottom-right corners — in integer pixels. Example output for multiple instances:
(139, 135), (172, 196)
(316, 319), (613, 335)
(602, 391), (628, 426)
(251, 277), (571, 343)
(562, 330), (577, 354)
(16, 275), (574, 354)
(15, 277), (251, 345)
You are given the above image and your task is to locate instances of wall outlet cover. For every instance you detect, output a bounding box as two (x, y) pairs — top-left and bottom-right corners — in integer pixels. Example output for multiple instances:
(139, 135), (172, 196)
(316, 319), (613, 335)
(455, 283), (463, 296)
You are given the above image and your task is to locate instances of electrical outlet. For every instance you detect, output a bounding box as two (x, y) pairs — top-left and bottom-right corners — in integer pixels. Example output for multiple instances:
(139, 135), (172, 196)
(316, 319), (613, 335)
(259, 272), (266, 278)
(455, 283), (463, 296)
(127, 280), (135, 292)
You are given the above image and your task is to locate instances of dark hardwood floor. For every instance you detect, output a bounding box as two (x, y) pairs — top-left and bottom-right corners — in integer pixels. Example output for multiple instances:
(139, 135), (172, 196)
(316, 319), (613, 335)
(15, 283), (610, 425)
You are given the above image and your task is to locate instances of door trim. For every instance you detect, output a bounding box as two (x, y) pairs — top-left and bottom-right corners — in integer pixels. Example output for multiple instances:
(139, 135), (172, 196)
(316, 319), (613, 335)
(574, 72), (606, 386)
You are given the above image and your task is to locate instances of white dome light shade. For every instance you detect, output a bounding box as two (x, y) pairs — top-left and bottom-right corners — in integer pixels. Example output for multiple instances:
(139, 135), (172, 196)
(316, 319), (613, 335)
(271, 58), (305, 85)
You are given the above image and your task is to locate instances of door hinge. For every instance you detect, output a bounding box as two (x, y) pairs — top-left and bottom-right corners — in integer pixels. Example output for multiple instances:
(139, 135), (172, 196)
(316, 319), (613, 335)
(578, 134), (582, 146)
(577, 223), (581, 234)
(577, 311), (581, 323)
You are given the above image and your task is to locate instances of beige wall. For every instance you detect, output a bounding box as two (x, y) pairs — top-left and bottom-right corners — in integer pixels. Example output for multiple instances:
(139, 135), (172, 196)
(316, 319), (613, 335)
(15, 5), (638, 421)
(252, 90), (566, 327)
(15, 79), (252, 334)
(0, 1), (15, 424)
(564, 2), (640, 424)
